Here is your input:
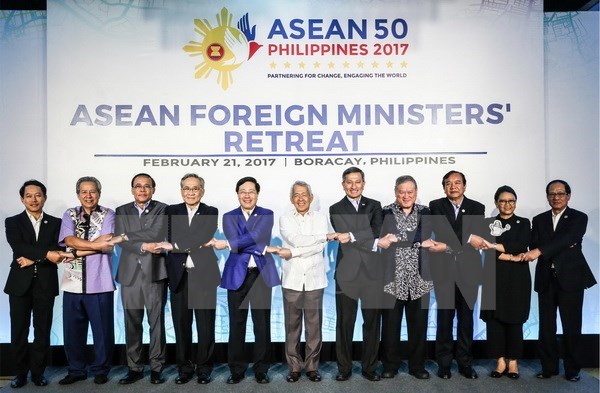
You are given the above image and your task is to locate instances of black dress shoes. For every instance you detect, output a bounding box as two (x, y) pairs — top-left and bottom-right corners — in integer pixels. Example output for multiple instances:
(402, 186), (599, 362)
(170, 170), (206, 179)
(175, 373), (193, 384)
(94, 374), (108, 384)
(306, 371), (322, 382)
(119, 370), (144, 384)
(566, 374), (580, 382)
(58, 374), (86, 385)
(197, 373), (211, 384)
(10, 375), (27, 388)
(361, 371), (381, 381)
(150, 371), (165, 384)
(335, 371), (352, 381)
(31, 375), (48, 386)
(536, 370), (559, 379)
(381, 370), (398, 379)
(458, 366), (478, 379)
(286, 372), (300, 382)
(255, 372), (270, 384)
(506, 372), (520, 379)
(226, 374), (244, 384)
(409, 370), (430, 379)
(437, 368), (451, 379)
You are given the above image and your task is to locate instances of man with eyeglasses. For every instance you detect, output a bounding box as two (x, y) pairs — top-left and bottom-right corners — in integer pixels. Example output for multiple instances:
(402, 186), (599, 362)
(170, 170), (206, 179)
(158, 173), (219, 384)
(523, 180), (596, 382)
(58, 176), (123, 385)
(114, 173), (168, 384)
(213, 176), (280, 384)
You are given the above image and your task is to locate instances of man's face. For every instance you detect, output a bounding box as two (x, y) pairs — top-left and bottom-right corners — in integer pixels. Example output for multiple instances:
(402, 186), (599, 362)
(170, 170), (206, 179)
(443, 173), (466, 202)
(395, 181), (417, 209)
(292, 184), (313, 215)
(547, 182), (570, 212)
(131, 175), (155, 205)
(180, 177), (204, 207)
(21, 185), (46, 216)
(342, 171), (365, 200)
(78, 181), (100, 212)
(237, 181), (258, 212)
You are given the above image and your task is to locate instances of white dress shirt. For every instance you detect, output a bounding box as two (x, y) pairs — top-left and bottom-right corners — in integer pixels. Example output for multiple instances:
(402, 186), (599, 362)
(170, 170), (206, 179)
(279, 209), (329, 291)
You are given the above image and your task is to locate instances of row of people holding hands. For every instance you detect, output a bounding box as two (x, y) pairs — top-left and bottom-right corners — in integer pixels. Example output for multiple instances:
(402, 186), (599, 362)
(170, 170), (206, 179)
(4, 168), (596, 388)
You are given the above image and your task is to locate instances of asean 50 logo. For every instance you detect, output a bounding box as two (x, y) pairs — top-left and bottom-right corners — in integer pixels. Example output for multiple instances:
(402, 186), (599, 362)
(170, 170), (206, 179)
(183, 8), (262, 90)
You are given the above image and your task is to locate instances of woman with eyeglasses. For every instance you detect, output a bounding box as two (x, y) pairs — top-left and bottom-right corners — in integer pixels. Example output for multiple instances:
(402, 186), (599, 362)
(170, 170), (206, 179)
(480, 185), (531, 380)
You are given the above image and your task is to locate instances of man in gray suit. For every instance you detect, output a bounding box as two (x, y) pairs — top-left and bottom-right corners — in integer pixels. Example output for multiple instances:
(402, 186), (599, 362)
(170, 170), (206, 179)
(114, 173), (168, 384)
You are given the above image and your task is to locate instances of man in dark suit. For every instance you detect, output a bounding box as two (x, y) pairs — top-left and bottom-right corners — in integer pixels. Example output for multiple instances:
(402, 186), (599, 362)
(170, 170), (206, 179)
(329, 167), (383, 382)
(114, 173), (168, 384)
(214, 176), (280, 384)
(524, 179), (596, 382)
(428, 170), (486, 380)
(4, 180), (64, 388)
(159, 173), (219, 384)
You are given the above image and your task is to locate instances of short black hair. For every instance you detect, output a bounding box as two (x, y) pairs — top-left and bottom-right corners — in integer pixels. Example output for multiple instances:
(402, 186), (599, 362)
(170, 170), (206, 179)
(494, 185), (517, 202)
(131, 173), (156, 188)
(342, 166), (365, 182)
(546, 179), (571, 195)
(19, 180), (47, 198)
(236, 176), (260, 193)
(442, 170), (466, 186)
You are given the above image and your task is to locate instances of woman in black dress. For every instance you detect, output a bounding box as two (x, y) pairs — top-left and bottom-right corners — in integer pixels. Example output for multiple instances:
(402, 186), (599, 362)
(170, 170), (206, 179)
(481, 185), (531, 379)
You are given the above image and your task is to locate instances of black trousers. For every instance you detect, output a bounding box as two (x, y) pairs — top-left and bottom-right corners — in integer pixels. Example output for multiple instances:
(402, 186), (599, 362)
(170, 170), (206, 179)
(227, 269), (272, 375)
(538, 274), (584, 376)
(486, 318), (523, 359)
(335, 276), (383, 374)
(9, 277), (55, 377)
(381, 293), (430, 373)
(435, 285), (474, 369)
(170, 271), (216, 375)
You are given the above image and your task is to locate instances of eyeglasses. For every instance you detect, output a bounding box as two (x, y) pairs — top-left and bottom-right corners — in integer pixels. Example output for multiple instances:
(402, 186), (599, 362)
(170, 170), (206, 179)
(182, 187), (202, 193)
(133, 185), (153, 190)
(497, 199), (516, 205)
(547, 192), (568, 198)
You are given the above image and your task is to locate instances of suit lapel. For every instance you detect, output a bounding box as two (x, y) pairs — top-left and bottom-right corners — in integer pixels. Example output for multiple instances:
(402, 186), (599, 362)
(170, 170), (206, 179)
(441, 198), (456, 224)
(19, 211), (37, 243)
(554, 207), (570, 233)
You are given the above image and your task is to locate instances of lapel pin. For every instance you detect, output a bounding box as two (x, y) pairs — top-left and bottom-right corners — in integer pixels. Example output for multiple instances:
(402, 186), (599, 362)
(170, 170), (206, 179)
(564, 215), (568, 219)
(516, 220), (520, 224)
(43, 220), (48, 224)
(461, 209), (465, 213)
(144, 209), (149, 214)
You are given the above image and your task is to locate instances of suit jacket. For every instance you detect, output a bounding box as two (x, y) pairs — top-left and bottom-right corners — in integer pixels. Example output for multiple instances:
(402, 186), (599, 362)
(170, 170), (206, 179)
(4, 211), (62, 297)
(165, 202), (219, 292)
(220, 206), (280, 290)
(532, 206), (596, 293)
(329, 195), (383, 281)
(115, 200), (168, 286)
(428, 196), (485, 305)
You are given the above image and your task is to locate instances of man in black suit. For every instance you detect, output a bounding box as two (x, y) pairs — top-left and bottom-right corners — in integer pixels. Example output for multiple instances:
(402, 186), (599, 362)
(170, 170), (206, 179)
(159, 173), (219, 385)
(4, 180), (64, 388)
(428, 170), (486, 380)
(329, 167), (383, 382)
(115, 173), (168, 384)
(524, 180), (596, 382)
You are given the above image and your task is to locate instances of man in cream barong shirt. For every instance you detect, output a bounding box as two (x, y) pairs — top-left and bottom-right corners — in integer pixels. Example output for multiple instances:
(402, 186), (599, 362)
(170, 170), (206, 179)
(277, 180), (337, 383)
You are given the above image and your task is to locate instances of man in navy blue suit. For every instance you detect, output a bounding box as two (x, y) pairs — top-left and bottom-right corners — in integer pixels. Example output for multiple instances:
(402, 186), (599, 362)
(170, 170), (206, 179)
(524, 180), (596, 382)
(213, 176), (280, 384)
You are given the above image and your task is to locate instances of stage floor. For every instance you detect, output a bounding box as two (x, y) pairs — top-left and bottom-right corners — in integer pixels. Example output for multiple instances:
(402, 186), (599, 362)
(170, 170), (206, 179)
(1, 360), (598, 393)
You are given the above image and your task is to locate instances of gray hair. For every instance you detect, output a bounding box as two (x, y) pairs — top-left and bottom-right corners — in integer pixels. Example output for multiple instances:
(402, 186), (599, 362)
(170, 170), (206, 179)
(180, 173), (205, 189)
(290, 180), (313, 200)
(76, 176), (102, 195)
(395, 175), (418, 189)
